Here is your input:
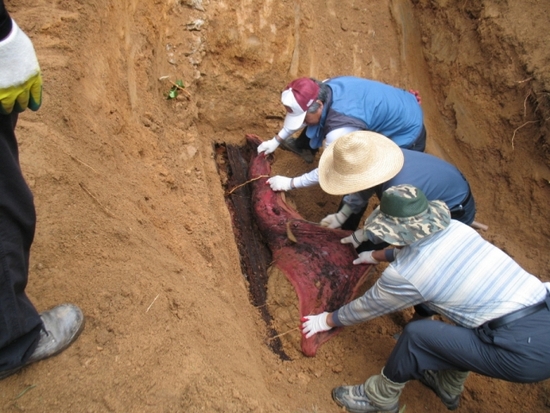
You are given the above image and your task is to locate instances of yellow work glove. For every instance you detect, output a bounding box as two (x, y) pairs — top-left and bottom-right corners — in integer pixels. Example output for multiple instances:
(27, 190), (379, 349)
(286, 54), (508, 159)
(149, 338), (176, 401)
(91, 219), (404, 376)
(0, 20), (42, 114)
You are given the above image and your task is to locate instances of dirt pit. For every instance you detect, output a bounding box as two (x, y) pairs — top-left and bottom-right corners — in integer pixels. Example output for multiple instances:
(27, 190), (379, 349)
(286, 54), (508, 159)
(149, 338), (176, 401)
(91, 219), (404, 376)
(1, 0), (550, 412)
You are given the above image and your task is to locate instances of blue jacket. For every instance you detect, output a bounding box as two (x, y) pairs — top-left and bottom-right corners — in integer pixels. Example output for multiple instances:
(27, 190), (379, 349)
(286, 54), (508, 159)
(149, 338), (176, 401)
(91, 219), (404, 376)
(344, 149), (475, 224)
(306, 76), (424, 149)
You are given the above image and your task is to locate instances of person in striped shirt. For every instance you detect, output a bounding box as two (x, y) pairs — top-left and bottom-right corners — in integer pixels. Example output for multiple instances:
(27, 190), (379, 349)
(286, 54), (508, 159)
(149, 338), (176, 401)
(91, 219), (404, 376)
(301, 184), (550, 413)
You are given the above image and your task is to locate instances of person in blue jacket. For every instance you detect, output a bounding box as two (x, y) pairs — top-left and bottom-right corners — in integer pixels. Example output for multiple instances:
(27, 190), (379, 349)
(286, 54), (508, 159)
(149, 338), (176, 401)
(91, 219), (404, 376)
(257, 76), (426, 193)
(316, 131), (476, 252)
(317, 130), (477, 321)
(0, 1), (84, 380)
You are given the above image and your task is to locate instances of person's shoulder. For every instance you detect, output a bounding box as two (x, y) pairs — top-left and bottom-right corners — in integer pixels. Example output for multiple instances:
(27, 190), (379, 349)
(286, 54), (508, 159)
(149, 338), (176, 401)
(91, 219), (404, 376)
(441, 220), (480, 241)
(402, 149), (455, 165)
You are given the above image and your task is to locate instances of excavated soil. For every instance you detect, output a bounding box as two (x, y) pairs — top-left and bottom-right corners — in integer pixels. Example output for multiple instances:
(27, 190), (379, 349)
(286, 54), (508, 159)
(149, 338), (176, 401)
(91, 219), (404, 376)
(1, 0), (549, 412)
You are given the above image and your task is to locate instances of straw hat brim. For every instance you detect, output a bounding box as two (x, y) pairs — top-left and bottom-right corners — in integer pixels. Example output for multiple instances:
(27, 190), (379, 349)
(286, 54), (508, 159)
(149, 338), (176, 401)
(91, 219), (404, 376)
(318, 132), (405, 195)
(365, 200), (451, 246)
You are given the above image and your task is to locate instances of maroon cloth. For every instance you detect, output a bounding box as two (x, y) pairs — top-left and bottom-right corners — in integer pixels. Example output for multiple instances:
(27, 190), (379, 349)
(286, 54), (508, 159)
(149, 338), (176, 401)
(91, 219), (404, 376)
(247, 134), (372, 356)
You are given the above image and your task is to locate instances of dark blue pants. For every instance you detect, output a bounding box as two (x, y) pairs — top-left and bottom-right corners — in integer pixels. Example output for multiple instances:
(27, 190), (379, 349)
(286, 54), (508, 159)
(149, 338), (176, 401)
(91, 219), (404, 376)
(0, 112), (42, 373)
(383, 302), (550, 384)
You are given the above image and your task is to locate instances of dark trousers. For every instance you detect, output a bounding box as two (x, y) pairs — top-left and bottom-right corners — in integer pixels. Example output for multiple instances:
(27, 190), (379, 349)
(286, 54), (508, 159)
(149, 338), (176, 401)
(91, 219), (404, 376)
(383, 301), (550, 384)
(0, 112), (42, 372)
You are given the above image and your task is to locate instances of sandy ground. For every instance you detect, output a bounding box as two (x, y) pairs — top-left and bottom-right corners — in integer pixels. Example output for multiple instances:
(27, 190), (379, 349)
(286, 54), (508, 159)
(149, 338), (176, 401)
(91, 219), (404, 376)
(1, 0), (549, 412)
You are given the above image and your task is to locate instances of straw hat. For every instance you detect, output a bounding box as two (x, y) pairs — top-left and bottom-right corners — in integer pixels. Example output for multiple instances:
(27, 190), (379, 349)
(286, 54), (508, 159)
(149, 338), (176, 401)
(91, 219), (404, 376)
(365, 184), (451, 246)
(318, 131), (404, 195)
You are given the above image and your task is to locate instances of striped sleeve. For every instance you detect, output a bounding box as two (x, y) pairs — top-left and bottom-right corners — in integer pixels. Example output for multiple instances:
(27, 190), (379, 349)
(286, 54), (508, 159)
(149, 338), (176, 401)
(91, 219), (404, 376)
(333, 265), (425, 326)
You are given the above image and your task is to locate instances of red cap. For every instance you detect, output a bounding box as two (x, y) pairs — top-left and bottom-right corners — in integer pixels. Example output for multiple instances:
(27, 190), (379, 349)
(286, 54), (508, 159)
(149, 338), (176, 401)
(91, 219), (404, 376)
(281, 78), (320, 130)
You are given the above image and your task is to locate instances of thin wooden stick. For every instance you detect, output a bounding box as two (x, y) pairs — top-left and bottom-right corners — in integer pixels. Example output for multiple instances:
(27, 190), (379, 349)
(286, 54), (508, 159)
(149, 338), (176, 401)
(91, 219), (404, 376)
(516, 77), (533, 84)
(169, 81), (191, 98)
(523, 93), (530, 117)
(59, 147), (98, 174)
(79, 182), (116, 218)
(471, 221), (488, 231)
(158, 76), (191, 98)
(226, 175), (269, 195)
(146, 294), (160, 313)
(14, 384), (36, 400)
(267, 327), (300, 341)
(511, 120), (538, 149)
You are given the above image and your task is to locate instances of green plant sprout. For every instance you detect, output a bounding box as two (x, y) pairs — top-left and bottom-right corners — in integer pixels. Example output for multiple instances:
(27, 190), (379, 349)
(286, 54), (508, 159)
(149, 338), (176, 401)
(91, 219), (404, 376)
(168, 79), (185, 99)
(159, 76), (191, 100)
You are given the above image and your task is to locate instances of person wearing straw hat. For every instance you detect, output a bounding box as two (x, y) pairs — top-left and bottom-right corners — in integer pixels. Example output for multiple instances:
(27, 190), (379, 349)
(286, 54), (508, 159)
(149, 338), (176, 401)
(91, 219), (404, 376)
(317, 130), (476, 254)
(257, 76), (426, 188)
(300, 184), (550, 413)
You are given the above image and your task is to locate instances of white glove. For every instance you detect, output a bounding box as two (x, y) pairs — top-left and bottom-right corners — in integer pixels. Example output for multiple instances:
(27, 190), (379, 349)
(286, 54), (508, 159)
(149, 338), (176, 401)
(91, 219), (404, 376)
(353, 251), (380, 265)
(257, 137), (281, 155)
(320, 210), (349, 229)
(267, 176), (292, 191)
(340, 229), (365, 248)
(301, 312), (332, 339)
(0, 21), (42, 114)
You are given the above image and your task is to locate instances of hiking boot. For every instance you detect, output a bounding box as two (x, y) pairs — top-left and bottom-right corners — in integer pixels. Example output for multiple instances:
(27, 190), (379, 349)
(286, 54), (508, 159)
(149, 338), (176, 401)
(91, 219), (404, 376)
(0, 303), (85, 380)
(420, 370), (460, 410)
(332, 384), (399, 413)
(279, 138), (316, 163)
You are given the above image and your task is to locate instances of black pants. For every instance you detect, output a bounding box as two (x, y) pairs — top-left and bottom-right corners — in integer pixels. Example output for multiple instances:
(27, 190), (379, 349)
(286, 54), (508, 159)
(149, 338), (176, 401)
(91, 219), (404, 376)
(0, 112), (42, 373)
(383, 298), (550, 384)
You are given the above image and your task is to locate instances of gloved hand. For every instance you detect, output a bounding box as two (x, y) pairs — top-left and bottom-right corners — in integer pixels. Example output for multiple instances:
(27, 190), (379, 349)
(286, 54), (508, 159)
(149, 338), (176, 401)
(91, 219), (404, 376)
(257, 136), (281, 155)
(353, 250), (380, 265)
(301, 312), (332, 339)
(267, 175), (292, 191)
(0, 21), (43, 114)
(340, 229), (365, 248)
(409, 89), (422, 105)
(320, 210), (349, 229)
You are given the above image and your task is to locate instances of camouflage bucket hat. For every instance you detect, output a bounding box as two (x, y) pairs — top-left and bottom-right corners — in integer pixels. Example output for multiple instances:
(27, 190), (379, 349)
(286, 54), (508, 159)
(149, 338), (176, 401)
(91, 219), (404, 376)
(365, 184), (451, 246)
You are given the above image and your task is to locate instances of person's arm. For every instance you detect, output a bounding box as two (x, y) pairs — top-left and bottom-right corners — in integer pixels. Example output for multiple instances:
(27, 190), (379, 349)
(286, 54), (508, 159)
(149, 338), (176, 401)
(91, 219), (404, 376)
(301, 264), (424, 337)
(0, 7), (43, 114)
(266, 167), (319, 192)
(343, 188), (376, 214)
(291, 167), (319, 188)
(332, 265), (423, 327)
(324, 126), (361, 148)
(257, 126), (302, 155)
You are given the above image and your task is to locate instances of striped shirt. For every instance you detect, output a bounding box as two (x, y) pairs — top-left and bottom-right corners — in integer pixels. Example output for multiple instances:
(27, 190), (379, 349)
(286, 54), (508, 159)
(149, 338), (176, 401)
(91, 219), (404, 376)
(334, 220), (549, 328)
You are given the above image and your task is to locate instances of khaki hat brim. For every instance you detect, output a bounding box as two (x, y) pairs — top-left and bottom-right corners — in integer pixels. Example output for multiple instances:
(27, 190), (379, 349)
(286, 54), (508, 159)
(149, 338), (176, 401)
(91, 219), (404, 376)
(318, 131), (405, 195)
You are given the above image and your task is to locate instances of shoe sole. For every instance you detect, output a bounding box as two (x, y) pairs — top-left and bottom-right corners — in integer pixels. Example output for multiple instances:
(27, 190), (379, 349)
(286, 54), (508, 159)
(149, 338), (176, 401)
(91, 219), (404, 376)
(332, 389), (398, 413)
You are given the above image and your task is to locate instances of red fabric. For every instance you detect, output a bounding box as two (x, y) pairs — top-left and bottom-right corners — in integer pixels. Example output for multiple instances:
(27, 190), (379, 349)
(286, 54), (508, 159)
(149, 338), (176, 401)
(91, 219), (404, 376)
(247, 134), (372, 356)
